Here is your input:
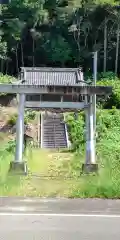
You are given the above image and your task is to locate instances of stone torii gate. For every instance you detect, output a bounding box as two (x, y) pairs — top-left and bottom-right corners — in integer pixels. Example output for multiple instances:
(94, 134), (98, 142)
(0, 83), (112, 174)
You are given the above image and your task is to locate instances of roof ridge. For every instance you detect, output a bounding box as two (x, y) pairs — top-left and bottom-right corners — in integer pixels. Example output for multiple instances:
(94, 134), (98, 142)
(21, 67), (80, 72)
(20, 67), (85, 86)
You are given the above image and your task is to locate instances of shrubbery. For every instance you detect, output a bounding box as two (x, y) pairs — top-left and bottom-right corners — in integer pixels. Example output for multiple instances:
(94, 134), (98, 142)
(97, 71), (120, 108)
(5, 139), (16, 152)
(7, 110), (36, 126)
(66, 108), (120, 151)
(7, 114), (18, 126)
(25, 110), (36, 121)
(7, 113), (27, 126)
(66, 113), (85, 151)
(65, 108), (120, 198)
(0, 73), (16, 84)
(0, 73), (17, 96)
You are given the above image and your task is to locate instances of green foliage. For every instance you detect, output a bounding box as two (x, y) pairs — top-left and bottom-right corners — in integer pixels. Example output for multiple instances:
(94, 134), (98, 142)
(67, 109), (120, 150)
(7, 114), (18, 126)
(96, 108), (120, 140)
(98, 71), (117, 80)
(7, 110), (36, 126)
(1, 108), (120, 198)
(66, 113), (85, 150)
(5, 139), (16, 153)
(24, 110), (36, 121)
(0, 73), (17, 96)
(44, 36), (72, 65)
(97, 72), (120, 108)
(0, 0), (118, 73)
(65, 109), (120, 198)
(0, 73), (16, 83)
(0, 36), (7, 59)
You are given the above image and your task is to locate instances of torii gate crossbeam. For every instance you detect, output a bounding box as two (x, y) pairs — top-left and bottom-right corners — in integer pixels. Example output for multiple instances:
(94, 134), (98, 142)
(0, 84), (112, 174)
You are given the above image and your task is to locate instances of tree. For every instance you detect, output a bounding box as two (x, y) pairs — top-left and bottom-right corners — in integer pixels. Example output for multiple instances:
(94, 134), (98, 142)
(43, 35), (72, 66)
(0, 0), (118, 74)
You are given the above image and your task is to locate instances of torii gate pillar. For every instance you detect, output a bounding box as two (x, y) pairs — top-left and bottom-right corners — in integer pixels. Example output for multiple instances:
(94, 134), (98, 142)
(82, 95), (98, 173)
(9, 93), (27, 174)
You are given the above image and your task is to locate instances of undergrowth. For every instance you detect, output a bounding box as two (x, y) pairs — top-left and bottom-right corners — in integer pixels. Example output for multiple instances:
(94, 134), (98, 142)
(7, 110), (36, 126)
(0, 72), (120, 197)
(65, 108), (120, 198)
(0, 108), (120, 197)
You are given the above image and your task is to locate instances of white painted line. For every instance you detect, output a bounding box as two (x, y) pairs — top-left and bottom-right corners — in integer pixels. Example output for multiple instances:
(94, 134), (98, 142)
(0, 213), (120, 218)
(5, 206), (35, 211)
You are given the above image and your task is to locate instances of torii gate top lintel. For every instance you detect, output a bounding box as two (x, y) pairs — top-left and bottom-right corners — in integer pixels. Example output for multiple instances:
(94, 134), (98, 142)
(0, 83), (112, 95)
(0, 67), (112, 96)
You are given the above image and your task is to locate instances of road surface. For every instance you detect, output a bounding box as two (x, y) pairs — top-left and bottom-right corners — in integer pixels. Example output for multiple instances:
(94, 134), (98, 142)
(0, 198), (120, 239)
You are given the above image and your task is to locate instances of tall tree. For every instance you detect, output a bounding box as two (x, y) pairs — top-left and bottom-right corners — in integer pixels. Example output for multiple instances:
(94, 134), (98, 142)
(103, 17), (107, 72)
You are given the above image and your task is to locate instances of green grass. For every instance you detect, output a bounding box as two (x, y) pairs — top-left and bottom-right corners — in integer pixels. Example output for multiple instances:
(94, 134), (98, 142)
(0, 144), (120, 198)
(0, 109), (120, 198)
(0, 148), (78, 197)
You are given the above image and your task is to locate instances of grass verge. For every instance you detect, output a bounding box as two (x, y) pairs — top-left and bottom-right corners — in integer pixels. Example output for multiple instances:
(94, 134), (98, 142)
(0, 144), (120, 198)
(0, 109), (120, 198)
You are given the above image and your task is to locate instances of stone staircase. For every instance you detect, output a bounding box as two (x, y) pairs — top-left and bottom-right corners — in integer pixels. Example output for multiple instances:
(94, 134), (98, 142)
(41, 112), (68, 149)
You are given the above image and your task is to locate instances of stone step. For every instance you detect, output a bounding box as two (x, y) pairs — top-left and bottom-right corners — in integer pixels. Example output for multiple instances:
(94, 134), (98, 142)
(41, 113), (67, 149)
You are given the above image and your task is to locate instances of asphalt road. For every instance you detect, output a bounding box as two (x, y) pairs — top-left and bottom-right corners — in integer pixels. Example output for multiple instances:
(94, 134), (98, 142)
(0, 198), (120, 239)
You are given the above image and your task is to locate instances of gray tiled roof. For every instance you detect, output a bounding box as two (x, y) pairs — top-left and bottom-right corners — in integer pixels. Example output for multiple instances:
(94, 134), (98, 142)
(20, 67), (86, 86)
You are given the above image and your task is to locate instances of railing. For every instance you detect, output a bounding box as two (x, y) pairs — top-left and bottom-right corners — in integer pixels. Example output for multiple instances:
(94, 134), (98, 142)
(40, 112), (43, 148)
(63, 114), (71, 148)
(37, 112), (40, 147)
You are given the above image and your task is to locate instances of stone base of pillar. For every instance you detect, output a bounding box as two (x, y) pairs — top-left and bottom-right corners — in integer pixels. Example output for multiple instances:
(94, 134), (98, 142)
(9, 161), (28, 175)
(82, 163), (98, 173)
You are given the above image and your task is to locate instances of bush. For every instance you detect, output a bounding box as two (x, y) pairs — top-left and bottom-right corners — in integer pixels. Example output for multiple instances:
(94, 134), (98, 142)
(7, 114), (18, 126)
(66, 112), (85, 150)
(97, 71), (120, 108)
(0, 73), (17, 84)
(67, 109), (120, 198)
(25, 110), (36, 121)
(98, 71), (117, 80)
(0, 73), (17, 96)
(7, 110), (36, 126)
(96, 108), (120, 140)
(66, 109), (120, 150)
(7, 113), (27, 126)
(5, 139), (16, 152)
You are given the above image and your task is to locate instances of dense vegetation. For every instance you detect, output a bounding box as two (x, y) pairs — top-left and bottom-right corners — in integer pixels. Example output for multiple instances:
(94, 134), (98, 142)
(64, 107), (120, 198)
(63, 71), (120, 197)
(0, 71), (119, 197)
(0, 106), (120, 197)
(0, 0), (120, 198)
(66, 72), (120, 149)
(7, 109), (36, 126)
(0, 0), (119, 76)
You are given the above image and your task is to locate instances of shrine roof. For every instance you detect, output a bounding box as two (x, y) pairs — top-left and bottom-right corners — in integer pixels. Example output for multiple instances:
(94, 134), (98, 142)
(20, 67), (86, 86)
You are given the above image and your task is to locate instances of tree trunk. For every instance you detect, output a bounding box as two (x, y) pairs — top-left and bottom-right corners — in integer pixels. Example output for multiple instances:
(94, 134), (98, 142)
(21, 42), (24, 67)
(0, 59), (3, 73)
(15, 43), (19, 73)
(32, 38), (35, 67)
(103, 17), (107, 73)
(115, 22), (120, 75)
(6, 59), (8, 75)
